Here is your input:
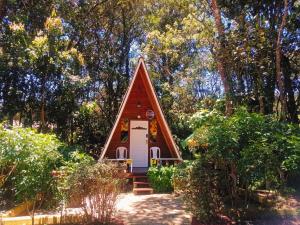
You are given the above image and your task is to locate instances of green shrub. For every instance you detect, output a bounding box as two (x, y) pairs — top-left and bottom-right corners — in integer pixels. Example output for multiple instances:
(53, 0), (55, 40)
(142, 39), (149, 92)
(0, 126), (63, 205)
(0, 124), (93, 211)
(147, 166), (175, 193)
(183, 158), (224, 223)
(186, 108), (300, 191)
(172, 160), (194, 193)
(53, 150), (94, 208)
(184, 107), (300, 221)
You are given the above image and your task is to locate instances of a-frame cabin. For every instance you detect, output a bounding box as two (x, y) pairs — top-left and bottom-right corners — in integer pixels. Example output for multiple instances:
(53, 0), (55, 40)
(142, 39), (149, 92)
(100, 58), (182, 170)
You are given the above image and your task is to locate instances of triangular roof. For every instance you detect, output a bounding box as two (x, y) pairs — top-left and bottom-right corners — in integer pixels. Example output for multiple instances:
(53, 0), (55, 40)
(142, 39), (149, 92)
(99, 57), (182, 160)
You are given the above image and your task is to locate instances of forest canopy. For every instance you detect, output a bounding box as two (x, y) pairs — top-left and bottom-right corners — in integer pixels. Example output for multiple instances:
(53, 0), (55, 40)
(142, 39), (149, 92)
(0, 0), (299, 156)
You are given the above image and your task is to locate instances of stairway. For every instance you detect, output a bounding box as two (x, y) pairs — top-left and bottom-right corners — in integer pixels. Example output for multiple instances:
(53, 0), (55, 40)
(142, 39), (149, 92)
(132, 175), (154, 195)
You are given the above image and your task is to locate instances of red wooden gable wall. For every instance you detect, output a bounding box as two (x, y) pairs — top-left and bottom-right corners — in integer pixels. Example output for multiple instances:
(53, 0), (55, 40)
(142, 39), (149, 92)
(103, 66), (173, 160)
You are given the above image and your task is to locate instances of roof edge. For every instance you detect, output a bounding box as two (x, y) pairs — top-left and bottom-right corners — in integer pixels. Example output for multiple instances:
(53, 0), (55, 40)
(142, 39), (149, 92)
(99, 57), (182, 161)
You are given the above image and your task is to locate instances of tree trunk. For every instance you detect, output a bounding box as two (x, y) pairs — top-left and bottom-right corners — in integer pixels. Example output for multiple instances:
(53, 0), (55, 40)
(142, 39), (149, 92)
(0, 0), (7, 20)
(259, 96), (265, 114)
(229, 162), (237, 206)
(282, 54), (299, 123)
(210, 0), (233, 115)
(40, 76), (46, 132)
(275, 0), (289, 121)
(264, 70), (276, 114)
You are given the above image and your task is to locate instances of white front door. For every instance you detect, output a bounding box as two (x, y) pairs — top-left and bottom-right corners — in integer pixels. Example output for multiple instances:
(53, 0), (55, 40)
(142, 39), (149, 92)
(130, 120), (148, 167)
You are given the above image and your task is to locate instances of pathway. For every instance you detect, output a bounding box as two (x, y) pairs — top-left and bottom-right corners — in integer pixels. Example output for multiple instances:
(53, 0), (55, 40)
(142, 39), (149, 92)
(116, 193), (192, 225)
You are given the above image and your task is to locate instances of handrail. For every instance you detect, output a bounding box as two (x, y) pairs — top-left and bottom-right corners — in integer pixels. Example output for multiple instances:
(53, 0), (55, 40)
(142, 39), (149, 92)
(156, 158), (181, 161)
(105, 158), (131, 161)
(103, 158), (181, 172)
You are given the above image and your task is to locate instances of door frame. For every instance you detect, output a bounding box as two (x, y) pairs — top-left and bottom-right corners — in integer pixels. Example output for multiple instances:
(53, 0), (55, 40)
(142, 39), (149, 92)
(129, 120), (149, 167)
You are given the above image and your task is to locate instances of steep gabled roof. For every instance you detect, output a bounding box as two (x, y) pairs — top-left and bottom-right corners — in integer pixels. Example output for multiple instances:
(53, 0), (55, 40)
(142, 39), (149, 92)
(99, 57), (182, 160)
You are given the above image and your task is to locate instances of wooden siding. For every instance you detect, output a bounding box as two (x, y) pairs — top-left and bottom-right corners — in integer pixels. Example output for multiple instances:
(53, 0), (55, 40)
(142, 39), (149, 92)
(104, 68), (173, 160)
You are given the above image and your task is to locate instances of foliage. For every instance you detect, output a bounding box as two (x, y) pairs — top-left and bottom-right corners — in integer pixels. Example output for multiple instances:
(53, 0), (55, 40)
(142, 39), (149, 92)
(61, 149), (94, 172)
(0, 0), (142, 152)
(147, 166), (175, 193)
(184, 107), (300, 223)
(183, 158), (224, 223)
(0, 0), (299, 155)
(0, 125), (63, 205)
(142, 0), (218, 145)
(0, 2), (299, 223)
(148, 162), (195, 194)
(172, 160), (194, 193)
(53, 150), (94, 209)
(0, 124), (93, 212)
(187, 107), (300, 192)
(66, 161), (126, 224)
(72, 101), (108, 156)
(184, 107), (300, 221)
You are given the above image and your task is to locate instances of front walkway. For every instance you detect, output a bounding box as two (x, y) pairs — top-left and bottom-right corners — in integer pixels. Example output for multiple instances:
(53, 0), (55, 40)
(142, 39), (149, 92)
(116, 193), (192, 225)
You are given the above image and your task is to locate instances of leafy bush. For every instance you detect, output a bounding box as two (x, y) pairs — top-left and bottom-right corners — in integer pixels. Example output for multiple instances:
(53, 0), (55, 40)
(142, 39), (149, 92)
(172, 160), (194, 194)
(0, 126), (63, 207)
(0, 124), (93, 212)
(53, 150), (94, 209)
(184, 107), (300, 221)
(147, 166), (175, 193)
(66, 161), (126, 224)
(187, 108), (300, 191)
(183, 158), (224, 223)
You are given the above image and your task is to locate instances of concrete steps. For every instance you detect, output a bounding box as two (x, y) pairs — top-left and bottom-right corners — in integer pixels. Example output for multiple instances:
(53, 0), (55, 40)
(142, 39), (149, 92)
(131, 174), (153, 195)
(133, 181), (149, 186)
(133, 187), (153, 195)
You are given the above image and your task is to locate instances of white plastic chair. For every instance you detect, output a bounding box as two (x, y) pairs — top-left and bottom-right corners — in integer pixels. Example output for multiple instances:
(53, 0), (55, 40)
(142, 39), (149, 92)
(150, 147), (161, 159)
(116, 147), (127, 159)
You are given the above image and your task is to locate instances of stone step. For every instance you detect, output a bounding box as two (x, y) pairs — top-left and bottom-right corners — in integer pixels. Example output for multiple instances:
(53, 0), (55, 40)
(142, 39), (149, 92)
(133, 188), (154, 195)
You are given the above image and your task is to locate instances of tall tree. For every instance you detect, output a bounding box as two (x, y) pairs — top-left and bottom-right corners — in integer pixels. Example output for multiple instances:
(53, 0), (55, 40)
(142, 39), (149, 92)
(210, 0), (233, 115)
(142, 0), (218, 140)
(216, 0), (299, 121)
(275, 0), (288, 121)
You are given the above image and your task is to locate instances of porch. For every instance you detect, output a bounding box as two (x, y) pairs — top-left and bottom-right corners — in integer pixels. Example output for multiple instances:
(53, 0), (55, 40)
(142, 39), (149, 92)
(105, 158), (181, 174)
